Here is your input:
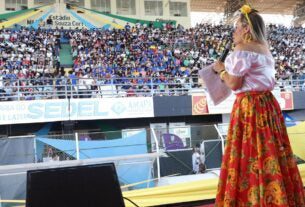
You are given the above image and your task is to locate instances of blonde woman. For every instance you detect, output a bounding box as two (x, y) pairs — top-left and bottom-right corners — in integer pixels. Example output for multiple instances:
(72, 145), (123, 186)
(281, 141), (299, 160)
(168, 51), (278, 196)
(213, 5), (305, 206)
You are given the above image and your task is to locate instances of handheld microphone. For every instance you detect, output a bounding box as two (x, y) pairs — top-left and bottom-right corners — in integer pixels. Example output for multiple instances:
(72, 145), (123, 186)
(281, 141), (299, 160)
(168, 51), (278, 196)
(219, 41), (232, 62)
(213, 41), (232, 74)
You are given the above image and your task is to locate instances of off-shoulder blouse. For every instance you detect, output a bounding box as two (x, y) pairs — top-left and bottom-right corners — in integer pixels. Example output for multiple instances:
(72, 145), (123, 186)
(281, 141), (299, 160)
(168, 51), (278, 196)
(224, 50), (276, 94)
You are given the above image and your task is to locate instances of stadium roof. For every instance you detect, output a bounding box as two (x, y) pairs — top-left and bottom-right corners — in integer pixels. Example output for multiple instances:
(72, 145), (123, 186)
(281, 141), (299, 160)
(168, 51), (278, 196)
(191, 0), (302, 15)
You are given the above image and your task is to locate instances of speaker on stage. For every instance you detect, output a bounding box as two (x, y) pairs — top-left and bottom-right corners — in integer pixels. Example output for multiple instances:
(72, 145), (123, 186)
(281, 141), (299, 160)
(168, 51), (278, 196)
(26, 163), (125, 207)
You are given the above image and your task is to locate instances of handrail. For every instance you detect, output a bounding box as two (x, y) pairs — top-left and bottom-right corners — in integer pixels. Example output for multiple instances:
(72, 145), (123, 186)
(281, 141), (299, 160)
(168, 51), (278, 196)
(0, 77), (304, 101)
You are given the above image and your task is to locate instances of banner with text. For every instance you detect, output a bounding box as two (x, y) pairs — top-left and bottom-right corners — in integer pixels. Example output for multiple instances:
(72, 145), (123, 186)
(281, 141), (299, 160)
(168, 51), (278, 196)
(0, 97), (154, 125)
(207, 91), (294, 114)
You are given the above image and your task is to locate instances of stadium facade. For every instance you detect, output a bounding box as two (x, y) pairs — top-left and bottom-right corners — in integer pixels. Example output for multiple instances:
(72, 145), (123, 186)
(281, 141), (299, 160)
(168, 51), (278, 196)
(0, 0), (191, 28)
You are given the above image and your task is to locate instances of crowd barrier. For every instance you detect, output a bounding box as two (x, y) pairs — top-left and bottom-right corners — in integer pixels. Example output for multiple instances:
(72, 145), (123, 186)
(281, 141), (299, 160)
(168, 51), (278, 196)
(0, 77), (304, 101)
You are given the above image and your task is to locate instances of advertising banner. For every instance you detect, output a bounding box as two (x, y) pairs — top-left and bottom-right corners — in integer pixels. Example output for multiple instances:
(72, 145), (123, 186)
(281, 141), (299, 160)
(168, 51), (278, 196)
(0, 99), (70, 125)
(150, 123), (168, 152)
(207, 91), (294, 114)
(169, 122), (191, 148)
(206, 93), (235, 114)
(69, 97), (154, 120)
(272, 91), (294, 110)
(192, 95), (208, 115)
(0, 97), (154, 125)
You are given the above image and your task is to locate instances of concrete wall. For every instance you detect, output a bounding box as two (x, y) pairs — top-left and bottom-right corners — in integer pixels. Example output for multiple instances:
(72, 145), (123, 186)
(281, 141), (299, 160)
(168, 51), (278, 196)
(28, 0), (34, 8)
(89, 0), (191, 28)
(0, 1), (5, 13)
(1, 0), (191, 27)
(154, 96), (193, 117)
(135, 0), (191, 28)
(293, 91), (305, 109)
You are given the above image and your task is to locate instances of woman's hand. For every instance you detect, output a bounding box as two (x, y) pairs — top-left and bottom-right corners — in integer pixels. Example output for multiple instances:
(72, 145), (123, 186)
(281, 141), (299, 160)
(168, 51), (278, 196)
(213, 61), (225, 73)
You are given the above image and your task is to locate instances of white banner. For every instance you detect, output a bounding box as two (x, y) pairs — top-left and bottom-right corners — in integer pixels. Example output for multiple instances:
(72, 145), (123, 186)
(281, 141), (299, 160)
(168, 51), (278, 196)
(168, 122), (191, 147)
(168, 122), (190, 139)
(206, 93), (235, 114)
(69, 97), (154, 120)
(0, 97), (154, 125)
(207, 90), (294, 114)
(0, 99), (70, 125)
(150, 123), (167, 152)
(122, 128), (146, 138)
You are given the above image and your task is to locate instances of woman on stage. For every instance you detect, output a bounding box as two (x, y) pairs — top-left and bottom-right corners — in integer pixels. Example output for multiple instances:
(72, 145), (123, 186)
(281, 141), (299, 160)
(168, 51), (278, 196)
(213, 5), (305, 206)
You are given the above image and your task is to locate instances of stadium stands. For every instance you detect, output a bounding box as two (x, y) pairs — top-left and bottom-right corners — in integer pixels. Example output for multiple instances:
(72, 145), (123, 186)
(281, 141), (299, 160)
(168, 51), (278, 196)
(0, 23), (304, 100)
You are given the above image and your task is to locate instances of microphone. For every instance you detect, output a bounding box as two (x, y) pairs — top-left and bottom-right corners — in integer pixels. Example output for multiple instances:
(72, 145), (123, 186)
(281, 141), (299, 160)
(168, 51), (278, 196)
(213, 41), (232, 74)
(219, 41), (232, 62)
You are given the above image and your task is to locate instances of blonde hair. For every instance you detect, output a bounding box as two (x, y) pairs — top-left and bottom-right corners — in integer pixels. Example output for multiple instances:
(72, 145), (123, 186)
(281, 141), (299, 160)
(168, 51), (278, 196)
(240, 10), (267, 44)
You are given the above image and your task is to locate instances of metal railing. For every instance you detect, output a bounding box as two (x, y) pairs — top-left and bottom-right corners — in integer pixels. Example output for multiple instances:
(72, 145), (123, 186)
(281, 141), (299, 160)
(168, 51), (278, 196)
(0, 76), (196, 101)
(0, 77), (304, 101)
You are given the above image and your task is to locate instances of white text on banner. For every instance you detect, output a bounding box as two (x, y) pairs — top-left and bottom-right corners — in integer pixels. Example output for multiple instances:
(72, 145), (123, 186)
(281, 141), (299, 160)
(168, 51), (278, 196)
(0, 97), (154, 125)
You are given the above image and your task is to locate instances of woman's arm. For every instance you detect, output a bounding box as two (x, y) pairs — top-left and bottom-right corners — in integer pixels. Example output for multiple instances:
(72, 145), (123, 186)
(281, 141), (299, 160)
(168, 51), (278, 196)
(213, 61), (243, 91)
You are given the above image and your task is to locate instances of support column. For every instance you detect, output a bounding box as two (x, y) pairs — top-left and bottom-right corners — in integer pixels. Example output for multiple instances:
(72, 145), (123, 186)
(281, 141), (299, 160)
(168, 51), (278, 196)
(84, 0), (91, 9)
(27, 0), (35, 9)
(0, 0), (5, 13)
(163, 0), (170, 20)
(111, 0), (117, 14)
(224, 0), (245, 23)
(136, 0), (143, 18)
(187, 0), (191, 17)
(293, 2), (305, 27)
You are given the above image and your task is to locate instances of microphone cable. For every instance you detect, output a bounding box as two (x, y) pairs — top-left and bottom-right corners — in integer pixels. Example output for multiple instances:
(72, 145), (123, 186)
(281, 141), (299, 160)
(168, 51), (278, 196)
(123, 196), (140, 207)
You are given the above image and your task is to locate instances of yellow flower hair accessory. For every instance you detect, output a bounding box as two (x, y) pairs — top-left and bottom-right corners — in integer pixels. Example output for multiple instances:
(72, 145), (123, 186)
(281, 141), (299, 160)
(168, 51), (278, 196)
(240, 5), (252, 14)
(240, 4), (253, 29)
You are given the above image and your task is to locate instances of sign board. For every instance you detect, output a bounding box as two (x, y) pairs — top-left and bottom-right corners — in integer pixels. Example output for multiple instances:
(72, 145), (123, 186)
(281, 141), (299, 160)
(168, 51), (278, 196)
(0, 97), (154, 125)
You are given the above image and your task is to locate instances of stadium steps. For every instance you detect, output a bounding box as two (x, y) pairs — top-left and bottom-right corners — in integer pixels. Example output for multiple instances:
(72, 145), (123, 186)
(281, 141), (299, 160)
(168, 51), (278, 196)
(76, 9), (124, 29)
(30, 7), (54, 29)
(0, 5), (52, 28)
(60, 44), (73, 67)
(66, 8), (97, 29)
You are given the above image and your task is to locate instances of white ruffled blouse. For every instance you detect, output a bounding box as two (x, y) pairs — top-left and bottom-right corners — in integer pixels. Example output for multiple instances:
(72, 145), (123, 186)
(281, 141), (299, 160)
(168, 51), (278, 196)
(224, 50), (276, 94)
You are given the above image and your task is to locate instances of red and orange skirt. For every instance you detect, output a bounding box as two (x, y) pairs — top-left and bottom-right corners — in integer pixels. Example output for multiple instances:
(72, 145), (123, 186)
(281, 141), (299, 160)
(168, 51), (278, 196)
(215, 91), (305, 207)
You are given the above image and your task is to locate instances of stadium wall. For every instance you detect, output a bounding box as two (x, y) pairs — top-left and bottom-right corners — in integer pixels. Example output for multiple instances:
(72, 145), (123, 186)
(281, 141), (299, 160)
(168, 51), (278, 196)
(0, 0), (191, 28)
(81, 0), (191, 28)
(0, 1), (4, 13)
(293, 91), (305, 109)
(154, 96), (192, 117)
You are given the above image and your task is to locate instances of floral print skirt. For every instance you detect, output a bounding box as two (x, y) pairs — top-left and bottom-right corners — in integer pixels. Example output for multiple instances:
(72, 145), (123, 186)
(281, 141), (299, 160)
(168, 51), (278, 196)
(215, 91), (305, 207)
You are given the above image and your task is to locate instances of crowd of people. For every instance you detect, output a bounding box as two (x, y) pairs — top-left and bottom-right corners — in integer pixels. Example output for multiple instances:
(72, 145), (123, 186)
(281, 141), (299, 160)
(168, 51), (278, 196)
(0, 29), (61, 100)
(0, 22), (304, 100)
(268, 25), (305, 81)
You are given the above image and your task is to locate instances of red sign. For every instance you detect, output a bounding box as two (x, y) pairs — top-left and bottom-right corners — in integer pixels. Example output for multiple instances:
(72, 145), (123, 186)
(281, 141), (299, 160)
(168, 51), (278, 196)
(192, 95), (208, 115)
(280, 92), (294, 110)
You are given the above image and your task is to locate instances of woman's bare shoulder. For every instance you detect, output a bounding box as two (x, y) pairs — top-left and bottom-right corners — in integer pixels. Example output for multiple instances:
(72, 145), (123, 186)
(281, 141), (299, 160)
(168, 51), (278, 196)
(234, 42), (271, 56)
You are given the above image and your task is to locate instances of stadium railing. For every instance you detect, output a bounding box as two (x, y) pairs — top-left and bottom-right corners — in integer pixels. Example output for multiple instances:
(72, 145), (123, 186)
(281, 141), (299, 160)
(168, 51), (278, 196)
(0, 77), (304, 101)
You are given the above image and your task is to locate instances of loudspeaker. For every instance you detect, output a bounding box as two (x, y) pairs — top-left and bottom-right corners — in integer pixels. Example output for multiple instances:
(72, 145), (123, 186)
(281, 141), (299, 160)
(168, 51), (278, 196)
(26, 163), (125, 207)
